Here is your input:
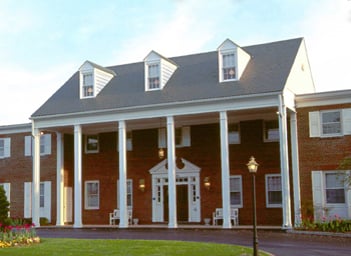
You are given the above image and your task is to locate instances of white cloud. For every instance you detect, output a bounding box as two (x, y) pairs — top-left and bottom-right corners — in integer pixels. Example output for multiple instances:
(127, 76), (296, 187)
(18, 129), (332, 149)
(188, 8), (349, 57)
(302, 0), (351, 92)
(0, 63), (77, 125)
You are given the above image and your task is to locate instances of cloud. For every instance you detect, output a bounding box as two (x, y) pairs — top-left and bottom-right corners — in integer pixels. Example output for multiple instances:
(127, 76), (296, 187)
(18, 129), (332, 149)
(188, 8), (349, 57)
(0, 63), (77, 125)
(301, 0), (351, 92)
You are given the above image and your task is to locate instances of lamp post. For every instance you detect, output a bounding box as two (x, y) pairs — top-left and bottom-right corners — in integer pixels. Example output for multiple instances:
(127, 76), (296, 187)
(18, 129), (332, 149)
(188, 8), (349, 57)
(247, 156), (259, 256)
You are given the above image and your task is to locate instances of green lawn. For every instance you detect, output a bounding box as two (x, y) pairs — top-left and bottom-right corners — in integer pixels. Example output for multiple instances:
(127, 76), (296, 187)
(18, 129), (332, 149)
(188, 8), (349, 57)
(0, 238), (270, 256)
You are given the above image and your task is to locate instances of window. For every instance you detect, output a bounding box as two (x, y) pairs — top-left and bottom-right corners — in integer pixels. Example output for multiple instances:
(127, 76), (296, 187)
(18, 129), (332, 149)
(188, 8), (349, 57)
(82, 73), (94, 97)
(148, 63), (160, 90)
(117, 131), (133, 151)
(222, 53), (236, 80)
(85, 181), (99, 209)
(230, 176), (242, 207)
(228, 123), (240, 144)
(266, 174), (282, 207)
(325, 173), (345, 204)
(158, 127), (191, 148)
(321, 111), (341, 136)
(117, 179), (133, 209)
(264, 120), (279, 142)
(24, 134), (51, 156)
(85, 135), (99, 153)
(0, 138), (10, 158)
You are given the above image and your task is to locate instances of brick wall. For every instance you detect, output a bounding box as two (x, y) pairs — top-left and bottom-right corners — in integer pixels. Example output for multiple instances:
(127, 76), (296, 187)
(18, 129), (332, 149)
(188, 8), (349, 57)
(63, 120), (283, 225)
(297, 103), (351, 217)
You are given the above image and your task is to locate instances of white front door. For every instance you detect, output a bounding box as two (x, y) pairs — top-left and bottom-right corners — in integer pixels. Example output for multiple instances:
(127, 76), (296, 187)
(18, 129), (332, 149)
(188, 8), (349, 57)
(150, 158), (201, 222)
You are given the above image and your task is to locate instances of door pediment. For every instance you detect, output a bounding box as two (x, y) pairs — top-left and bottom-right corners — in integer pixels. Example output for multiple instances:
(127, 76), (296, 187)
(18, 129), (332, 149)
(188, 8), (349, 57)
(149, 158), (200, 175)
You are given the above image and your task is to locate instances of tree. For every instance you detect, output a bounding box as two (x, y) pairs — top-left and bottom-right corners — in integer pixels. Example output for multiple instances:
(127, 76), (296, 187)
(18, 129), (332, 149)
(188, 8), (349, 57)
(0, 185), (10, 222)
(338, 156), (351, 186)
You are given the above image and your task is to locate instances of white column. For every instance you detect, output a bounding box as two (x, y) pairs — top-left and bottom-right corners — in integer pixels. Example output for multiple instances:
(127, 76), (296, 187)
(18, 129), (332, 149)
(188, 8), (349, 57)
(118, 120), (128, 228)
(167, 116), (177, 228)
(32, 127), (41, 227)
(73, 125), (83, 228)
(219, 111), (232, 229)
(56, 132), (64, 226)
(278, 95), (292, 229)
(290, 111), (302, 226)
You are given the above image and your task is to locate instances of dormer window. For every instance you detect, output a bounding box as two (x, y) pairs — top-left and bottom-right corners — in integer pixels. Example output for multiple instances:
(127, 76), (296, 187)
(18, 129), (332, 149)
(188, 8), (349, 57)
(218, 39), (251, 83)
(83, 73), (94, 97)
(79, 61), (115, 99)
(222, 53), (236, 80)
(144, 51), (177, 92)
(148, 63), (160, 90)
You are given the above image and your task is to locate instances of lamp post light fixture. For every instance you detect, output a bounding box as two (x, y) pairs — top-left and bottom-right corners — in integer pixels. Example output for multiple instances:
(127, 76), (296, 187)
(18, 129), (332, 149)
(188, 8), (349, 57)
(247, 156), (259, 256)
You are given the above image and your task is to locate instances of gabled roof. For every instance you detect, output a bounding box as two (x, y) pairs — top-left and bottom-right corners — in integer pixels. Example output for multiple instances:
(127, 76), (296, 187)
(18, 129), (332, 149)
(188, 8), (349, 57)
(31, 38), (305, 119)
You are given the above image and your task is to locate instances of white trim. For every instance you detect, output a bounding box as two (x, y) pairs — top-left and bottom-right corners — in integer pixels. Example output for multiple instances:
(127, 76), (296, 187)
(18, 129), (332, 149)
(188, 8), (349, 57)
(30, 92), (281, 127)
(296, 90), (351, 108)
(0, 123), (31, 134)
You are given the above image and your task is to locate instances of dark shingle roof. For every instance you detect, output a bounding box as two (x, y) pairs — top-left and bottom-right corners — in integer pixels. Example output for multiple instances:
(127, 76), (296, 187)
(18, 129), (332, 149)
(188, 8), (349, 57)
(31, 38), (303, 118)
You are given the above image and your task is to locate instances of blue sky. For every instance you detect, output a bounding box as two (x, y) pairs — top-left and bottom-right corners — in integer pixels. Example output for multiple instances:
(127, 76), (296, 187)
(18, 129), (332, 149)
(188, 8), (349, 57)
(1, 0), (350, 125)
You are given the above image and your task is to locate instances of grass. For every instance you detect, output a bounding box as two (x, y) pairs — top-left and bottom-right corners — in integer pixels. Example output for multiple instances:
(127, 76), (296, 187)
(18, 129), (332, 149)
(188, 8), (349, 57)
(0, 238), (270, 256)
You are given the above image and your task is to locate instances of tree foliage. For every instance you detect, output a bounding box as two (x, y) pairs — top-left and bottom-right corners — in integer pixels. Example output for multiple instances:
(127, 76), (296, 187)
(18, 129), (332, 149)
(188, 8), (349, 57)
(0, 185), (10, 222)
(338, 157), (351, 186)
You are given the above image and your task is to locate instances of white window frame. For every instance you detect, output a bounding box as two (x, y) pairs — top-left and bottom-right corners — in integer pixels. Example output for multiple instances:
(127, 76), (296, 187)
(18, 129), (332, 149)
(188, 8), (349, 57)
(85, 134), (99, 154)
(228, 123), (240, 144)
(0, 138), (10, 159)
(117, 179), (133, 209)
(265, 174), (282, 208)
(321, 110), (342, 137)
(158, 127), (191, 148)
(147, 62), (160, 90)
(24, 134), (51, 156)
(85, 180), (100, 210)
(82, 72), (94, 98)
(263, 120), (279, 142)
(230, 175), (243, 208)
(325, 171), (346, 205)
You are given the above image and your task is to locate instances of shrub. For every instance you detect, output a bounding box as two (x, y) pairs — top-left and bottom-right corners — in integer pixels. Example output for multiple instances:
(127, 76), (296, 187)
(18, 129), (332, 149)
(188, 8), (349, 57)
(0, 186), (10, 223)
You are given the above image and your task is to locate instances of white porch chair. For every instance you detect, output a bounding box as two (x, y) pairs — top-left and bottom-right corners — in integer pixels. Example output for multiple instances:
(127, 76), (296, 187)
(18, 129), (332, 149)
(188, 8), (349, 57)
(212, 208), (239, 226)
(109, 209), (133, 225)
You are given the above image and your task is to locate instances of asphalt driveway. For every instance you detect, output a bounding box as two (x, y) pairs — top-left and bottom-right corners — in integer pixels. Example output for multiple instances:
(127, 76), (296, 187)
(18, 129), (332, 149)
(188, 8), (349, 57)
(37, 228), (351, 256)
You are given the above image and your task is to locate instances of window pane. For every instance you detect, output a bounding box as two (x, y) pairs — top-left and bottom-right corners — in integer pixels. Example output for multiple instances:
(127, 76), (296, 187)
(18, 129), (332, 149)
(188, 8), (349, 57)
(268, 191), (282, 204)
(322, 111), (341, 134)
(230, 177), (241, 206)
(87, 182), (99, 208)
(264, 120), (279, 141)
(325, 173), (345, 204)
(266, 175), (282, 206)
(86, 135), (99, 152)
(222, 53), (236, 80)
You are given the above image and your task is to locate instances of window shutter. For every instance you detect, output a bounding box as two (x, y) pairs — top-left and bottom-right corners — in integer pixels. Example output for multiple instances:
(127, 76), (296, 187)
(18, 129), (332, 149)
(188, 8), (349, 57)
(342, 108), (351, 135)
(311, 171), (325, 221)
(24, 182), (32, 218)
(43, 134), (52, 155)
(3, 138), (11, 158)
(42, 181), (51, 222)
(309, 111), (320, 137)
(24, 136), (32, 156)
(182, 127), (191, 147)
(158, 128), (166, 148)
(347, 171), (351, 219)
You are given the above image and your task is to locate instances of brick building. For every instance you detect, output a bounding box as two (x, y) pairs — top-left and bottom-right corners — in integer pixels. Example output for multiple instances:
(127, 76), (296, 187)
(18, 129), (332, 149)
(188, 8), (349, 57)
(1, 37), (350, 229)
